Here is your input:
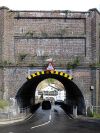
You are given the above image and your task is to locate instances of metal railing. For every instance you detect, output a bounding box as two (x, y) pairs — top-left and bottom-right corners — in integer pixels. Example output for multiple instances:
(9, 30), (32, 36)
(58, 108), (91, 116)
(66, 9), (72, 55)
(0, 106), (30, 121)
(93, 106), (100, 114)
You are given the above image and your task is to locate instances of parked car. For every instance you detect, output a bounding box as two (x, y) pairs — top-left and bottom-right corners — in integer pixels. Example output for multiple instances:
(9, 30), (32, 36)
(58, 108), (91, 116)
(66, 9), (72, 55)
(42, 100), (51, 110)
(55, 100), (64, 105)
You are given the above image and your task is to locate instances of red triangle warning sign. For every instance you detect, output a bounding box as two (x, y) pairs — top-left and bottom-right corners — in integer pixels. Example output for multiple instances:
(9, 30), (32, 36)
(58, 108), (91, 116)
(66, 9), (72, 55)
(46, 62), (55, 71)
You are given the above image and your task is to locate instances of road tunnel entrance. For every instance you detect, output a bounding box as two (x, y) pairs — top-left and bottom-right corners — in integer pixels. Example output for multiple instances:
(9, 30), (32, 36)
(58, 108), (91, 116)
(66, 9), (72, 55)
(16, 70), (85, 115)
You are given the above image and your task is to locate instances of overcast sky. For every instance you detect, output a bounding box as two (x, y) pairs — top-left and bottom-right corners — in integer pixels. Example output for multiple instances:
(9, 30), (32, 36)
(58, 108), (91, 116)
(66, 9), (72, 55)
(0, 0), (100, 11)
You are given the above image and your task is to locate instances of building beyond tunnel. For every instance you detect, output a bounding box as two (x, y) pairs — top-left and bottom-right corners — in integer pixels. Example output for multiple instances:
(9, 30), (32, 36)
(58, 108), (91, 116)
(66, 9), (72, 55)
(0, 7), (100, 109)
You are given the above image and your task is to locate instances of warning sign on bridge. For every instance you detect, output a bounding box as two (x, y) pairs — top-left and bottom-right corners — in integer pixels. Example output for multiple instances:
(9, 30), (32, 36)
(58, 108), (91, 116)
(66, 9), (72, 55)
(46, 62), (55, 71)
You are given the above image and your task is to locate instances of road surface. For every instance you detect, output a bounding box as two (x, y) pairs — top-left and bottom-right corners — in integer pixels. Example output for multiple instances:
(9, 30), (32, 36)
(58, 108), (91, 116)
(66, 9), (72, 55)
(0, 105), (100, 133)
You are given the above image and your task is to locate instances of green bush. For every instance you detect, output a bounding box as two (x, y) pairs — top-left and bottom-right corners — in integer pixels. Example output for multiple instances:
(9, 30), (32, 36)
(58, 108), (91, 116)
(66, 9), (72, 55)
(87, 111), (94, 117)
(0, 100), (9, 109)
(66, 57), (80, 69)
(87, 107), (94, 117)
(93, 113), (100, 118)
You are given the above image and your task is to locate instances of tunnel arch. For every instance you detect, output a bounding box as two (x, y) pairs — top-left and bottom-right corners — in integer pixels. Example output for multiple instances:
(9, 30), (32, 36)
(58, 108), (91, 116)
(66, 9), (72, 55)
(16, 70), (85, 114)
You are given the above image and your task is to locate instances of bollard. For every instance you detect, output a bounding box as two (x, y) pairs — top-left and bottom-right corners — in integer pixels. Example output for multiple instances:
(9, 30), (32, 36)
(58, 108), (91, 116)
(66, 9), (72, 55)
(73, 105), (77, 118)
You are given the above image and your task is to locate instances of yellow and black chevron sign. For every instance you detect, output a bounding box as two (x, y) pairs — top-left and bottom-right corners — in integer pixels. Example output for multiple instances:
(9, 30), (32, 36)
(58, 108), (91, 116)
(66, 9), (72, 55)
(27, 70), (73, 80)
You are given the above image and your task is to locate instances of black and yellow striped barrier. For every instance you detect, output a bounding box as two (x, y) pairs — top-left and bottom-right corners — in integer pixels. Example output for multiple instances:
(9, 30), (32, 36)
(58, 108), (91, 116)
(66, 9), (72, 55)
(27, 70), (73, 80)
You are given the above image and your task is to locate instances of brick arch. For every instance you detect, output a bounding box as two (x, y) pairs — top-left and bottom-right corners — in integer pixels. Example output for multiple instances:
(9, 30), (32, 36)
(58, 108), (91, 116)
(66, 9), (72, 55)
(16, 70), (85, 114)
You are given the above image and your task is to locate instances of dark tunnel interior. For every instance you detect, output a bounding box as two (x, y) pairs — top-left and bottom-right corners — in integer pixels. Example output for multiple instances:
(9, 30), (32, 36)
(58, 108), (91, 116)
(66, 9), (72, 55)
(16, 73), (85, 114)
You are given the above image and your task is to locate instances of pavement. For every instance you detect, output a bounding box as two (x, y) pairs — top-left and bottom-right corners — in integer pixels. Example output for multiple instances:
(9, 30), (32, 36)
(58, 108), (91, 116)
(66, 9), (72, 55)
(0, 113), (32, 125)
(76, 115), (100, 124)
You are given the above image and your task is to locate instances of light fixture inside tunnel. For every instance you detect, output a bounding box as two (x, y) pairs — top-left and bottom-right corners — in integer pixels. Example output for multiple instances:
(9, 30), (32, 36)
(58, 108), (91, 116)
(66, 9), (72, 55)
(27, 70), (73, 80)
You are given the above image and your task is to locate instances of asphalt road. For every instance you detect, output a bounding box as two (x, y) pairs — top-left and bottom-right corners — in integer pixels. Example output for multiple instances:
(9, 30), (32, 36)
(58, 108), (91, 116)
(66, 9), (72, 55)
(0, 105), (100, 133)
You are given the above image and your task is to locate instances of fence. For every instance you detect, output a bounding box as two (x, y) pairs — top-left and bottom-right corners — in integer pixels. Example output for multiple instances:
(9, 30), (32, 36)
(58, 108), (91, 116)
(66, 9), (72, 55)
(93, 106), (100, 114)
(0, 105), (30, 121)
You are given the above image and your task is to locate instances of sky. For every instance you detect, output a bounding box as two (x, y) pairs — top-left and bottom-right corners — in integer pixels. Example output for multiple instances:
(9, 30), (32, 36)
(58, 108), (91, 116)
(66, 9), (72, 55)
(0, 0), (100, 11)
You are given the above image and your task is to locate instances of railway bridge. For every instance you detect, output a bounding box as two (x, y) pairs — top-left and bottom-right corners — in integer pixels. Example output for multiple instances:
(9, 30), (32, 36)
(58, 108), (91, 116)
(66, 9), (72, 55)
(0, 7), (100, 114)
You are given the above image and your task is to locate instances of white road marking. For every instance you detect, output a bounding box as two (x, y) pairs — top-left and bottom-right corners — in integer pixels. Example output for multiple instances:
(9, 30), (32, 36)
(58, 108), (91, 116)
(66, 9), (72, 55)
(31, 120), (50, 129)
(31, 110), (52, 129)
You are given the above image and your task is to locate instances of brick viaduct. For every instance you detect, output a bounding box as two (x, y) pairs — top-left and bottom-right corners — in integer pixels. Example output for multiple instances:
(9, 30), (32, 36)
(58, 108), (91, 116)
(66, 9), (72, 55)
(0, 7), (100, 111)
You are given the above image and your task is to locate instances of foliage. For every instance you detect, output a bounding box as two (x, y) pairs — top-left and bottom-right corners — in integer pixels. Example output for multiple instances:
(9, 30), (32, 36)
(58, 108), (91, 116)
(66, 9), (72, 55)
(29, 63), (35, 67)
(1, 61), (13, 66)
(93, 112), (100, 118)
(87, 111), (94, 117)
(47, 78), (55, 84)
(87, 107), (94, 117)
(3, 60), (8, 65)
(89, 63), (100, 67)
(66, 57), (80, 69)
(0, 99), (9, 109)
(19, 53), (27, 61)
(66, 62), (74, 69)
(25, 31), (33, 37)
(73, 57), (80, 65)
